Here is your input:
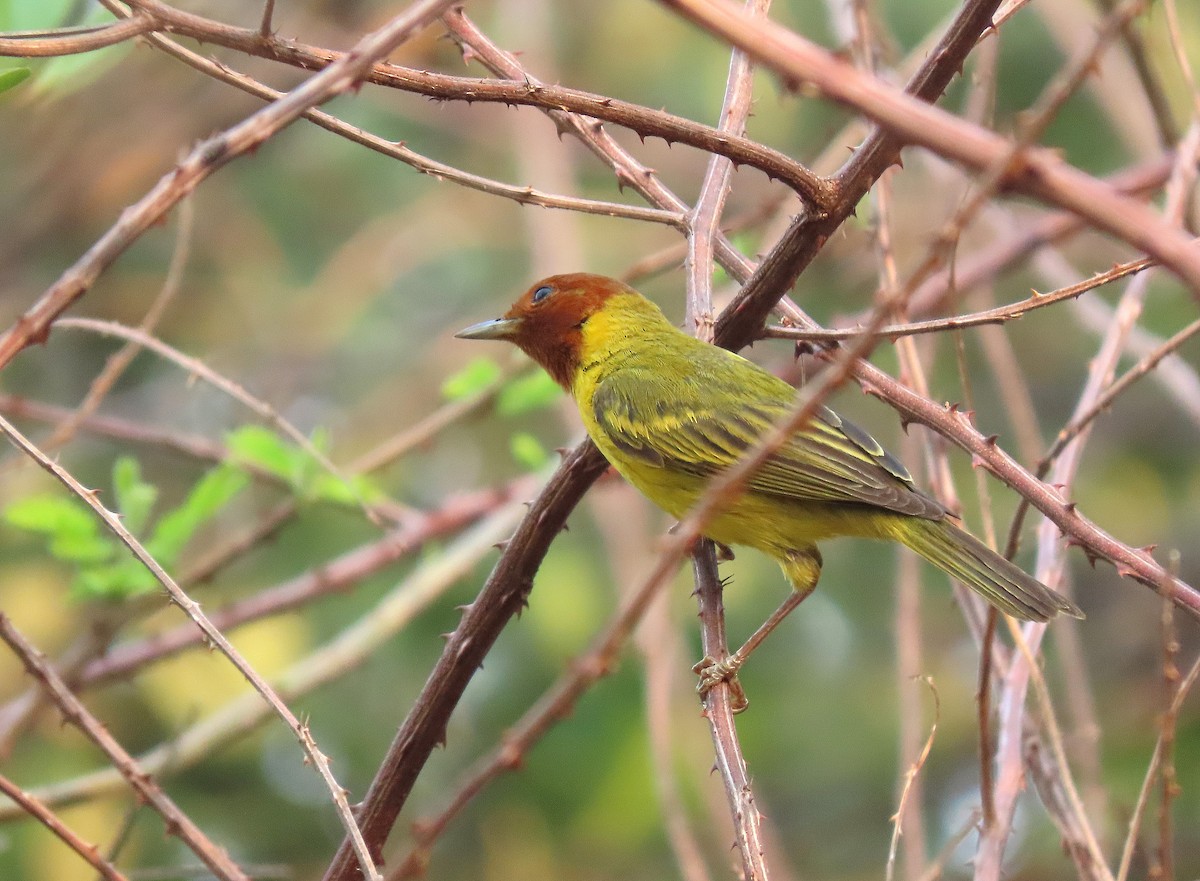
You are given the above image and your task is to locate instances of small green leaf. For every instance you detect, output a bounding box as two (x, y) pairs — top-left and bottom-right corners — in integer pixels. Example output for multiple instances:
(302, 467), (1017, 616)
(5, 494), (84, 533)
(227, 425), (299, 481)
(509, 432), (549, 470)
(74, 559), (156, 601)
(0, 68), (31, 96)
(50, 530), (114, 565)
(112, 457), (157, 535)
(147, 466), (248, 565)
(309, 472), (381, 506)
(5, 495), (112, 563)
(442, 358), (502, 401)
(497, 371), (562, 416)
(308, 425), (332, 454)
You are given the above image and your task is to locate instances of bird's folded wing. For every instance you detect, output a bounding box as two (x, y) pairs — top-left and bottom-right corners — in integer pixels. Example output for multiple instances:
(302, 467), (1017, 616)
(591, 367), (945, 519)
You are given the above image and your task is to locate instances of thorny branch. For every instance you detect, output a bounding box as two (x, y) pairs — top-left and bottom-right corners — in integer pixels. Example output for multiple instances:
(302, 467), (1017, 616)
(2, 1), (1198, 879)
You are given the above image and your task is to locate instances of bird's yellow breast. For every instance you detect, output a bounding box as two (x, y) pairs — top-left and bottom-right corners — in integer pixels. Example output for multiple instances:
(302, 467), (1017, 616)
(570, 295), (884, 557)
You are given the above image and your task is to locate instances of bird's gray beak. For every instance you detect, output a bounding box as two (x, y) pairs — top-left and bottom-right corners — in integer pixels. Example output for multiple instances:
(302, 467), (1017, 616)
(455, 317), (522, 341)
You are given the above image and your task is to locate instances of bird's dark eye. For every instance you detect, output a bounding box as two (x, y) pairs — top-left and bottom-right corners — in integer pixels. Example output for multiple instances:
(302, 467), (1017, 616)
(531, 285), (554, 304)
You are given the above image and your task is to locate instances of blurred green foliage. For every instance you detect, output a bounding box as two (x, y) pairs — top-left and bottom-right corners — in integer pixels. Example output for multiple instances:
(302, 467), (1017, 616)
(5, 455), (248, 598)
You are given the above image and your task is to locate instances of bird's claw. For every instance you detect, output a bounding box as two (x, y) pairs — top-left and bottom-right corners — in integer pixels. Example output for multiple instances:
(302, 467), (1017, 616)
(692, 654), (749, 713)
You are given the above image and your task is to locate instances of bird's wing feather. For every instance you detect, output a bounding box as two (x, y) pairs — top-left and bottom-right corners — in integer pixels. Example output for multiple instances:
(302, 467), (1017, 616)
(591, 365), (946, 519)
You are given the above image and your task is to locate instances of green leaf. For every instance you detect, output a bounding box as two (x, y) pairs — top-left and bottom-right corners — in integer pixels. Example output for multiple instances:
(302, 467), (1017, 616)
(442, 358), (502, 401)
(309, 472), (380, 506)
(147, 466), (248, 565)
(74, 559), (156, 601)
(112, 457), (157, 535)
(290, 427), (331, 495)
(497, 370), (561, 416)
(50, 529), (114, 565)
(0, 68), (31, 96)
(510, 432), (550, 470)
(5, 494), (84, 533)
(4, 495), (112, 563)
(227, 425), (299, 481)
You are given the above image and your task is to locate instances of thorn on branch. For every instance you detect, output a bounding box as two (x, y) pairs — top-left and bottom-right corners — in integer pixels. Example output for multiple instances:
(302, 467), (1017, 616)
(498, 741), (524, 771)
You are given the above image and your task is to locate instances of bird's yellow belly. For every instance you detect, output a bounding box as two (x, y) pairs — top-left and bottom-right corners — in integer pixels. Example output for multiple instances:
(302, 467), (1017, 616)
(607, 451), (884, 557)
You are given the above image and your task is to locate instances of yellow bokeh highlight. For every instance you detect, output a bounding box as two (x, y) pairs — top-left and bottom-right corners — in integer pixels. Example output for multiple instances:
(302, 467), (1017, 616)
(481, 803), (560, 881)
(0, 563), (75, 648)
(139, 612), (311, 726)
(524, 553), (609, 658)
(25, 797), (129, 881)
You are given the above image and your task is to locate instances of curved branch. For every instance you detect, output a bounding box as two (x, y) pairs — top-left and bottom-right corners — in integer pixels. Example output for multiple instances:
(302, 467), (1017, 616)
(114, 0), (831, 206)
(662, 0), (1200, 299)
(0, 15), (153, 57)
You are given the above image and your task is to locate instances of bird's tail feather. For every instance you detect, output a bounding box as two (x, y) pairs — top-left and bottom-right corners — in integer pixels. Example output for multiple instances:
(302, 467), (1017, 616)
(899, 518), (1084, 621)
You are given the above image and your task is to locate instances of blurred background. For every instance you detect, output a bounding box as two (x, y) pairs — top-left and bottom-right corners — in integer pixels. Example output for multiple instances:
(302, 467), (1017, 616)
(0, 0), (1198, 879)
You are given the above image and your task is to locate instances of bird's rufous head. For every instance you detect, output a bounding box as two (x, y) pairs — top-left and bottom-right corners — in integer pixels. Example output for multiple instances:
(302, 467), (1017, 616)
(455, 273), (631, 388)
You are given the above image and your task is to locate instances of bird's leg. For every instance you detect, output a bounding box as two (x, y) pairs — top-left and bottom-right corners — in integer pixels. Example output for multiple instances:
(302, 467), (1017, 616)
(694, 548), (821, 712)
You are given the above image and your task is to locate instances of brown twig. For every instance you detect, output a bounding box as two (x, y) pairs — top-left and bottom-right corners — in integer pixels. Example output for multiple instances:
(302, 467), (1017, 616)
(684, 0), (771, 341)
(55, 317), (404, 525)
(326, 4), (1162, 877)
(440, 7), (764, 283)
(1006, 620), (1112, 879)
(93, 2), (684, 230)
(0, 413), (382, 881)
(391, 508), (695, 879)
(692, 543), (770, 880)
(657, 0), (1200, 300)
(984, 113), (1200, 881)
(0, 771), (131, 881)
(80, 483), (525, 687)
(0, 14), (154, 56)
(680, 4), (773, 872)
(1044, 315), (1200, 463)
(43, 198), (194, 453)
(258, 0), (276, 38)
(887, 676), (939, 881)
(0, 0), (462, 370)
(0, 497), (528, 824)
(0, 614), (250, 881)
(765, 254), (1154, 342)
(320, 441), (610, 881)
(1116, 648), (1200, 881)
(904, 155), (1172, 320)
(0, 395), (226, 462)
(81, 0), (833, 207)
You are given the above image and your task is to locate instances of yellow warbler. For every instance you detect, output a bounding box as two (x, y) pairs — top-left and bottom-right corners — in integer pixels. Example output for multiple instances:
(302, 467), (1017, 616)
(457, 273), (1082, 623)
